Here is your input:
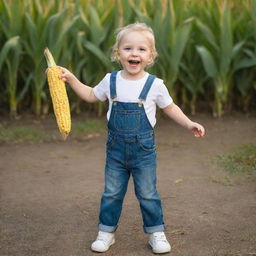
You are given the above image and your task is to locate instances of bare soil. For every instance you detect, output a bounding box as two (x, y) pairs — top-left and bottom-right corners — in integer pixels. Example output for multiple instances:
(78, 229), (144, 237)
(1, 113), (256, 256)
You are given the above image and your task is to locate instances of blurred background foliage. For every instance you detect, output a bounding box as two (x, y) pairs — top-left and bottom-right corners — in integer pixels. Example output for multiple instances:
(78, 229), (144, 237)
(0, 0), (256, 118)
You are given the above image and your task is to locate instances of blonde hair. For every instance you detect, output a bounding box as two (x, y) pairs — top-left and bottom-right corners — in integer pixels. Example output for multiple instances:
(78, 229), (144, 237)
(111, 22), (158, 67)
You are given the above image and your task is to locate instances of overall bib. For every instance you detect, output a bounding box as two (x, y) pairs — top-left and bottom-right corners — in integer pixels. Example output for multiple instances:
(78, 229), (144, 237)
(99, 71), (164, 234)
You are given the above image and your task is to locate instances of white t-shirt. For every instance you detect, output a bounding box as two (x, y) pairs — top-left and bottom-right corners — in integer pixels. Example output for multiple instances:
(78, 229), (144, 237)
(93, 71), (173, 127)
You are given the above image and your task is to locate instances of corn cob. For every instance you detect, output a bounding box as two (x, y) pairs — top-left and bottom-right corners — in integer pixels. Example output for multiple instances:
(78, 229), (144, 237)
(44, 48), (71, 140)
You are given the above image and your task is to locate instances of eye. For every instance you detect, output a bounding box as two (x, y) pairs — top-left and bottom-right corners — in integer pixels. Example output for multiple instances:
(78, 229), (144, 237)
(139, 48), (146, 51)
(124, 47), (131, 50)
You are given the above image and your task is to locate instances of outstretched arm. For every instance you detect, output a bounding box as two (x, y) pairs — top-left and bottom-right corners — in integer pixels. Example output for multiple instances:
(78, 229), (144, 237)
(58, 67), (99, 103)
(162, 103), (205, 138)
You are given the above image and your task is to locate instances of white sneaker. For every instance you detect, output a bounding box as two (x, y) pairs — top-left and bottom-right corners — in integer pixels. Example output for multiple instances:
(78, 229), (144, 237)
(149, 232), (171, 254)
(91, 231), (115, 252)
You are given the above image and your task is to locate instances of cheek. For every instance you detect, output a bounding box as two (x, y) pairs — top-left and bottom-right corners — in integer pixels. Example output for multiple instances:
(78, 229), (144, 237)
(118, 50), (125, 59)
(144, 53), (153, 62)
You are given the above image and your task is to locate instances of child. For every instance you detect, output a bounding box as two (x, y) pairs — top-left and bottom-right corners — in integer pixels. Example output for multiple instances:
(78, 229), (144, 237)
(58, 22), (205, 254)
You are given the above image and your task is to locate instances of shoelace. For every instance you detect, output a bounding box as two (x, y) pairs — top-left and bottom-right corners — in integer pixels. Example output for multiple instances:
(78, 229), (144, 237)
(152, 232), (168, 243)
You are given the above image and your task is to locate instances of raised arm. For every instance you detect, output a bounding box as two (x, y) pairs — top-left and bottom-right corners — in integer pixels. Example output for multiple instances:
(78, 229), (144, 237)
(58, 67), (99, 103)
(162, 103), (205, 138)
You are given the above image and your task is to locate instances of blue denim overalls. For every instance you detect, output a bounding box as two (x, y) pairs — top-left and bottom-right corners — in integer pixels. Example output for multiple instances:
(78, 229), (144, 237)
(99, 71), (164, 234)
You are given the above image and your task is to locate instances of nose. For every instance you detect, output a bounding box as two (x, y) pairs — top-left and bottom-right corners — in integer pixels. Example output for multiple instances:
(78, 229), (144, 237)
(131, 49), (138, 56)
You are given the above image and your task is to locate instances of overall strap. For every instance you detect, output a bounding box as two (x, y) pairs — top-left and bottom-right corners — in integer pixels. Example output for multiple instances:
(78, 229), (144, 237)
(110, 71), (118, 99)
(138, 74), (156, 101)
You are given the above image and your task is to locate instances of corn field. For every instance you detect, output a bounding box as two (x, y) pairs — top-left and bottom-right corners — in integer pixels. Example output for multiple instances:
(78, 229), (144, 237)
(0, 0), (256, 118)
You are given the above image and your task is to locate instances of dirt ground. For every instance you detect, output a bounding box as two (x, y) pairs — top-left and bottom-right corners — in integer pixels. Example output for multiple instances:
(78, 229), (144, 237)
(1, 113), (256, 256)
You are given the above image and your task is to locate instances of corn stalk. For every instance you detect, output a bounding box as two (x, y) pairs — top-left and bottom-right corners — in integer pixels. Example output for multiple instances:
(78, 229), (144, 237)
(22, 0), (79, 116)
(179, 38), (208, 114)
(72, 0), (117, 116)
(0, 0), (24, 118)
(196, 1), (256, 116)
(231, 0), (256, 110)
(248, 0), (256, 96)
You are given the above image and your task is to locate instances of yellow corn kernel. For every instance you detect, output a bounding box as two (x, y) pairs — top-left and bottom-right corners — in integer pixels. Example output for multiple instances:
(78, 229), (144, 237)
(44, 48), (71, 140)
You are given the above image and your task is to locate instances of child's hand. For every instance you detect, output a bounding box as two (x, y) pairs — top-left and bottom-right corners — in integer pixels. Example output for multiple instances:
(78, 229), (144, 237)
(45, 66), (76, 85)
(58, 66), (76, 84)
(188, 122), (205, 138)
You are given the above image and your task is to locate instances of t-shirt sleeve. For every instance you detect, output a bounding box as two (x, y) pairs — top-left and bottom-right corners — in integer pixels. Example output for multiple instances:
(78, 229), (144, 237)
(92, 73), (110, 102)
(156, 81), (173, 109)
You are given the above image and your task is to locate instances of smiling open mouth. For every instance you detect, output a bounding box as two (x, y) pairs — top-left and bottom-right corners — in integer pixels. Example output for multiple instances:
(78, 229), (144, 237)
(128, 60), (140, 64)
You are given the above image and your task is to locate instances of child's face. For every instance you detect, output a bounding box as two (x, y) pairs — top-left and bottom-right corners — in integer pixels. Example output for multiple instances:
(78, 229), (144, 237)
(117, 31), (153, 80)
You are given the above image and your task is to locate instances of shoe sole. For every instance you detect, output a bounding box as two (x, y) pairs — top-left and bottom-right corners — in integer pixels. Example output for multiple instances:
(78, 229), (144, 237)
(91, 239), (115, 253)
(148, 241), (171, 254)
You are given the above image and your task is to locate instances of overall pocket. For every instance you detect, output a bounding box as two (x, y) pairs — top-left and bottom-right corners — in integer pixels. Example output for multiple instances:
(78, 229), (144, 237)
(114, 110), (140, 132)
(138, 136), (156, 152)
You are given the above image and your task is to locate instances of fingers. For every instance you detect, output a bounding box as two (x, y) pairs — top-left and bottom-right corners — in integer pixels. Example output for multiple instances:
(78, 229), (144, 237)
(45, 66), (69, 83)
(194, 131), (203, 138)
(60, 76), (67, 82)
(193, 130), (201, 138)
(192, 124), (205, 138)
(58, 66), (68, 81)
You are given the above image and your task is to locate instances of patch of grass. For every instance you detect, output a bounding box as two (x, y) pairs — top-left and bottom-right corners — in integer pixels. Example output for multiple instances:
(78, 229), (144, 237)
(208, 175), (233, 186)
(0, 126), (49, 144)
(0, 119), (106, 144)
(72, 119), (106, 136)
(216, 144), (256, 176)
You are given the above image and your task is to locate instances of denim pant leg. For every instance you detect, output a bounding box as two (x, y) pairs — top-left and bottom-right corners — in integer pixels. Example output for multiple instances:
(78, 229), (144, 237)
(131, 151), (164, 233)
(99, 141), (130, 232)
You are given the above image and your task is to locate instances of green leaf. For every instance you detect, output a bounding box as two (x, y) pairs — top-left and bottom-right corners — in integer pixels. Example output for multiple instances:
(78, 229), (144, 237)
(0, 36), (20, 71)
(87, 3), (103, 45)
(231, 41), (244, 59)
(171, 23), (192, 71)
(196, 45), (218, 78)
(83, 40), (112, 69)
(55, 15), (79, 48)
(234, 58), (256, 71)
(196, 19), (219, 51)
(220, 6), (233, 73)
